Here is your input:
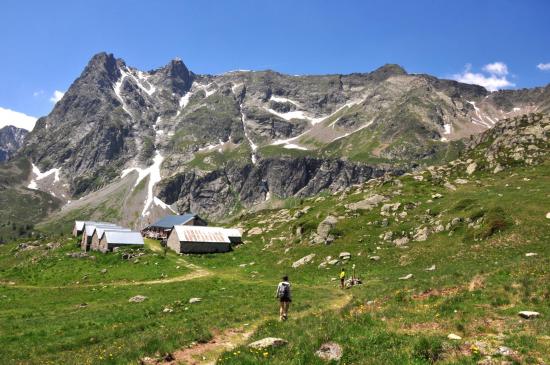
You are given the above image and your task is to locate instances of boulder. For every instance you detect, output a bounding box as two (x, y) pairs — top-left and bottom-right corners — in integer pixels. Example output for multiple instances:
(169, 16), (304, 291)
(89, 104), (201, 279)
(466, 162), (477, 175)
(315, 216), (339, 243)
(248, 337), (288, 350)
(292, 254), (316, 268)
(315, 342), (343, 361)
(431, 193), (443, 199)
(339, 252), (351, 260)
(447, 333), (462, 340)
(381, 202), (401, 214)
(518, 311), (540, 319)
(347, 194), (387, 211)
(247, 227), (264, 236)
(393, 237), (410, 246)
(382, 231), (393, 241)
(493, 164), (504, 174)
(444, 182), (457, 191)
(369, 256), (380, 261)
(129, 295), (147, 303)
(413, 227), (429, 242)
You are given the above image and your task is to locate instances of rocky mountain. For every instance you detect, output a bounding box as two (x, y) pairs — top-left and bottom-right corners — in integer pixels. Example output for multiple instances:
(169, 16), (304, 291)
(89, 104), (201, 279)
(17, 52), (550, 223)
(0, 126), (28, 162)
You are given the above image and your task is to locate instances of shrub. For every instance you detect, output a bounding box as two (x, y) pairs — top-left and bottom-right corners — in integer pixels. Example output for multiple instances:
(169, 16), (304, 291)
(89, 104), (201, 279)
(475, 207), (509, 239)
(413, 336), (444, 363)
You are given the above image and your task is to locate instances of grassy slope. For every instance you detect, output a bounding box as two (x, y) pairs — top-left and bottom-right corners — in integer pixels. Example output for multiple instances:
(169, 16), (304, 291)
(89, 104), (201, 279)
(0, 158), (547, 364)
(0, 116), (548, 364)
(0, 158), (60, 242)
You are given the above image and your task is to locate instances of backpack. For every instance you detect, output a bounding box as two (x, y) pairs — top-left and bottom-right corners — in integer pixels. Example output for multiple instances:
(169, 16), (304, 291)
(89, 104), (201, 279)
(277, 282), (290, 298)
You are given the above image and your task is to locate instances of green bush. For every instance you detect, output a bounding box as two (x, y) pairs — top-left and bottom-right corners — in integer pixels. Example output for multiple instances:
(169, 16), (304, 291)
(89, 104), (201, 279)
(413, 336), (444, 363)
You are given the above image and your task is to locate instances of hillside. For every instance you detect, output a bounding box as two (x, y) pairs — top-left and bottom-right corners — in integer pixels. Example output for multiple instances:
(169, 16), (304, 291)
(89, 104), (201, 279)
(16, 52), (550, 224)
(0, 113), (548, 364)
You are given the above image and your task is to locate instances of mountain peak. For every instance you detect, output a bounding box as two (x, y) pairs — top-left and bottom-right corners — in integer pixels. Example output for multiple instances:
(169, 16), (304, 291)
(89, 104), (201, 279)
(82, 52), (122, 83)
(373, 63), (407, 76)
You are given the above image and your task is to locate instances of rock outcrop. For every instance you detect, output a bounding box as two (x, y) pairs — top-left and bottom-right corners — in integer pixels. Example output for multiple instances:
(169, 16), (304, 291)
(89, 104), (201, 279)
(157, 157), (387, 218)
(0, 126), (28, 162)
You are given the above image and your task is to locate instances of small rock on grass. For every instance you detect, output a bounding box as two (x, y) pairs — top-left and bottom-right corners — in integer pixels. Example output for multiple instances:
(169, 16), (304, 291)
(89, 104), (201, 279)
(518, 311), (540, 319)
(424, 264), (436, 271)
(447, 333), (462, 340)
(189, 297), (202, 304)
(315, 342), (343, 361)
(525, 252), (537, 257)
(546, 212), (550, 219)
(292, 254), (316, 268)
(129, 295), (147, 303)
(399, 274), (413, 280)
(248, 337), (288, 350)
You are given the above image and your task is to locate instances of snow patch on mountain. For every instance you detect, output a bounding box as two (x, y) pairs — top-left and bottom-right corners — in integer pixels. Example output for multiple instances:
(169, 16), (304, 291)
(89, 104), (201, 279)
(283, 143), (308, 150)
(27, 163), (61, 190)
(113, 68), (133, 117)
(240, 104), (258, 164)
(121, 150), (165, 217)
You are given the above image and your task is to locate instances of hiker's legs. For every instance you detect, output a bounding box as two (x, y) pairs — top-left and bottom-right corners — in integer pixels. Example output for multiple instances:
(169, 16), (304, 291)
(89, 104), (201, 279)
(283, 302), (290, 319)
(279, 302), (285, 320)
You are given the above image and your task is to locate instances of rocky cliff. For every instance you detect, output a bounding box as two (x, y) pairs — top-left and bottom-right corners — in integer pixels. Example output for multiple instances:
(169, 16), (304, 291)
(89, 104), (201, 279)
(157, 157), (395, 218)
(0, 126), (28, 162)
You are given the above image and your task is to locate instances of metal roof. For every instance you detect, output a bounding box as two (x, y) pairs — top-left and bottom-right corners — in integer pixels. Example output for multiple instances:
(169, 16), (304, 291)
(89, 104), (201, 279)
(148, 214), (200, 229)
(96, 227), (131, 239)
(173, 225), (231, 244)
(103, 231), (144, 245)
(223, 228), (242, 238)
(84, 223), (119, 237)
(75, 220), (113, 232)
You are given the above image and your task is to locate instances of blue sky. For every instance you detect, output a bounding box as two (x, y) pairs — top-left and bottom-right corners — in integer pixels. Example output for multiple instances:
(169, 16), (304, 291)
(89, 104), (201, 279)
(1, 0), (550, 125)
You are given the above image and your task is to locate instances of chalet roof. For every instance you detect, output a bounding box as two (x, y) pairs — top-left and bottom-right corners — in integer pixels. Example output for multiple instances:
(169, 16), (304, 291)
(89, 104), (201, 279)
(224, 228), (242, 239)
(95, 227), (131, 238)
(83, 223), (119, 237)
(103, 231), (144, 246)
(75, 220), (113, 232)
(148, 214), (201, 230)
(172, 225), (231, 244)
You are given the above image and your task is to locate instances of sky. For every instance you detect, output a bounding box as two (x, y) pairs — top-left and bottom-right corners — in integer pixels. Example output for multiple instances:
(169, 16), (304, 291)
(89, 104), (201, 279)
(1, 0), (550, 129)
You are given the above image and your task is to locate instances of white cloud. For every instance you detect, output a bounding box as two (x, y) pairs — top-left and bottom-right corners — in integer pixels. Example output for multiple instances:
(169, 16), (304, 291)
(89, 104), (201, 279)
(451, 63), (515, 92)
(49, 90), (65, 103)
(537, 63), (550, 71)
(33, 90), (44, 97)
(0, 107), (37, 131)
(482, 62), (508, 76)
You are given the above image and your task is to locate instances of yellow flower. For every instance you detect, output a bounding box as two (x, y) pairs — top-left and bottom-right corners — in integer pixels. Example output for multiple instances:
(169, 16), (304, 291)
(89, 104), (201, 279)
(263, 352), (269, 357)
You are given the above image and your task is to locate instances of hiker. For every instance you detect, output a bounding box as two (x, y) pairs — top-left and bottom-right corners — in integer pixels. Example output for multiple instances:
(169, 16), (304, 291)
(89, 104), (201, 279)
(275, 275), (292, 321)
(340, 268), (346, 289)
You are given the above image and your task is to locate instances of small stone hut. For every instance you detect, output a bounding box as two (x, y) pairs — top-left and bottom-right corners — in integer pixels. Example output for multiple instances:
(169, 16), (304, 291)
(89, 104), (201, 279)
(98, 231), (144, 253)
(167, 225), (233, 254)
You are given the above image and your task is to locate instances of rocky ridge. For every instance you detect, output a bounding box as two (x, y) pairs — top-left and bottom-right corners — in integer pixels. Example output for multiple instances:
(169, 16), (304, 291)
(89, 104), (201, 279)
(15, 52), (550, 223)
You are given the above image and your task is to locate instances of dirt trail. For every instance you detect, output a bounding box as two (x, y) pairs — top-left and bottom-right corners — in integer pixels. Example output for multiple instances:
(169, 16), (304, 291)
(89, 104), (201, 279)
(2, 260), (211, 290)
(154, 293), (353, 365)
